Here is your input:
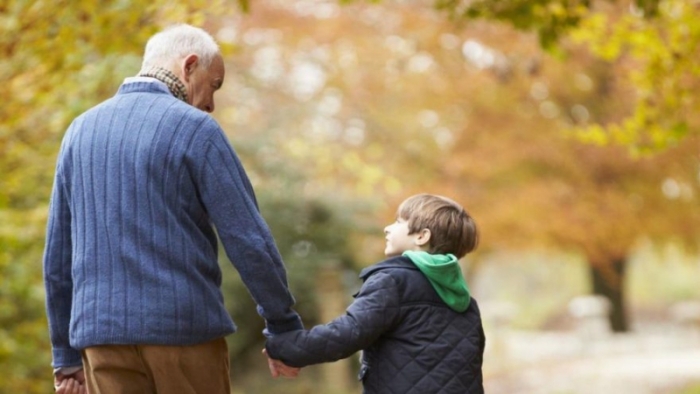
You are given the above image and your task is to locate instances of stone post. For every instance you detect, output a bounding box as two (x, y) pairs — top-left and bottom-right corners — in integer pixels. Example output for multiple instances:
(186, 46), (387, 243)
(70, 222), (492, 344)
(568, 295), (612, 340)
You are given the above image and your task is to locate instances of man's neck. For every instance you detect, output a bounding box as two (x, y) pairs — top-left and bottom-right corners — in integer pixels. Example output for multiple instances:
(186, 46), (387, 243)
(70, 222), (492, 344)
(137, 67), (188, 103)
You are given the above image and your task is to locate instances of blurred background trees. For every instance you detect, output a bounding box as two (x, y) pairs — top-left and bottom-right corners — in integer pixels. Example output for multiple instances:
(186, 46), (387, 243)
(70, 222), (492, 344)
(216, 0), (699, 334)
(430, 0), (700, 329)
(1, 0), (699, 393)
(437, 0), (700, 151)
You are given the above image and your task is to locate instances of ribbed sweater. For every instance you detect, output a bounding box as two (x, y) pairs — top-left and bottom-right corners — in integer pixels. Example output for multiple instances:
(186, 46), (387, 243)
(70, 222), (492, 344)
(43, 78), (302, 368)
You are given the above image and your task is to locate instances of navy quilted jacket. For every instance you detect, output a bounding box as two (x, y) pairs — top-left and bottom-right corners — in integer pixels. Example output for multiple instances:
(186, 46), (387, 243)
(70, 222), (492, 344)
(266, 256), (485, 393)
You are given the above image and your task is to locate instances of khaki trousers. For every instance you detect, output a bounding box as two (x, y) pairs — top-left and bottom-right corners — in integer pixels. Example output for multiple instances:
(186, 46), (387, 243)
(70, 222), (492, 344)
(81, 338), (231, 394)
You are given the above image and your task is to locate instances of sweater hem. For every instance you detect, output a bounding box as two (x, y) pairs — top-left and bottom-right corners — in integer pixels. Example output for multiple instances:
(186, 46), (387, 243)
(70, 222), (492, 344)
(70, 329), (236, 350)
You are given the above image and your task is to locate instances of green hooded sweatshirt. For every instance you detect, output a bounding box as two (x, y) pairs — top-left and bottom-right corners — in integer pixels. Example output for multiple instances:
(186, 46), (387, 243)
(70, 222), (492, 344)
(403, 250), (471, 312)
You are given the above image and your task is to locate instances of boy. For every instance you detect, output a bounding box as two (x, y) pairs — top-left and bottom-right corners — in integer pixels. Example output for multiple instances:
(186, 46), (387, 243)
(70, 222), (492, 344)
(265, 194), (485, 394)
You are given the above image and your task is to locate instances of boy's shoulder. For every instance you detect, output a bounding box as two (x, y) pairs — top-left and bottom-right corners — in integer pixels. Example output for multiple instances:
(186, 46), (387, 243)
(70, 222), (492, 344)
(359, 255), (418, 281)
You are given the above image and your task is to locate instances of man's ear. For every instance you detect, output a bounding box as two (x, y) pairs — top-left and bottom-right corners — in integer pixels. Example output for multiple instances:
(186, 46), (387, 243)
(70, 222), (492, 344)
(414, 229), (431, 247)
(182, 54), (199, 82)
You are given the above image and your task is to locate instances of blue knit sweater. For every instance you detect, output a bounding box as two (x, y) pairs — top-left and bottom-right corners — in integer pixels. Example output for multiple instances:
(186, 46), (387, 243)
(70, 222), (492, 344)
(43, 78), (302, 368)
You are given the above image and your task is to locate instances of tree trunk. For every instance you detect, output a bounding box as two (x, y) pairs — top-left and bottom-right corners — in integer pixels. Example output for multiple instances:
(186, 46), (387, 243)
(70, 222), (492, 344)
(316, 265), (356, 393)
(590, 258), (629, 332)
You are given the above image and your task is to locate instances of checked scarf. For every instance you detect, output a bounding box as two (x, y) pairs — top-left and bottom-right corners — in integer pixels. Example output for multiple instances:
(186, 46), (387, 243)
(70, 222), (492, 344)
(138, 67), (188, 103)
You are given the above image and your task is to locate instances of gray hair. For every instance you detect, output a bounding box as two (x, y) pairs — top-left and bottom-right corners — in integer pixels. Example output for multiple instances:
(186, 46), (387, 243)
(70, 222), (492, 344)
(141, 24), (220, 71)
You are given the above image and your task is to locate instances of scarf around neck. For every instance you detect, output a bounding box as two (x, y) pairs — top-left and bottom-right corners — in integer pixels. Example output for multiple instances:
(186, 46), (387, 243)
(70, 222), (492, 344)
(138, 67), (188, 103)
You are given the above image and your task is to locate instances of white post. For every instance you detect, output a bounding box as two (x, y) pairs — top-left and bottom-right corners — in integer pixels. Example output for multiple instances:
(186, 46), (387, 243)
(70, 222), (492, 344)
(568, 295), (612, 340)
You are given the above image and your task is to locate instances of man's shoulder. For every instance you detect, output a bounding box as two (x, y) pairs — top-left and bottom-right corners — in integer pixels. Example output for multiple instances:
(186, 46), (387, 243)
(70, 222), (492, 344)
(113, 82), (221, 130)
(114, 79), (213, 119)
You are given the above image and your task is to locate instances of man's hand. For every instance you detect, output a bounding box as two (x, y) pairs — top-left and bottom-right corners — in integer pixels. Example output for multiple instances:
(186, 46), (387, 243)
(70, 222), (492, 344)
(55, 378), (87, 394)
(262, 349), (300, 378)
(54, 369), (86, 393)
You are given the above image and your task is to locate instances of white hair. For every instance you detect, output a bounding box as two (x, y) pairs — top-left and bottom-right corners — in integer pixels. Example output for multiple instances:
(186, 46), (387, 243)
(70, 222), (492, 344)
(141, 24), (220, 71)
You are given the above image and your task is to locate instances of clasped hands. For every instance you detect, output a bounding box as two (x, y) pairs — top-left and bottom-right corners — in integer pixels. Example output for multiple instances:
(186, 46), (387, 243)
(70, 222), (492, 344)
(262, 349), (300, 378)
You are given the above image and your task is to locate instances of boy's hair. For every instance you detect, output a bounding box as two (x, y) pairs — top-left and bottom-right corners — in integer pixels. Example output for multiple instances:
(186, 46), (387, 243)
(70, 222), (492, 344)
(398, 194), (479, 258)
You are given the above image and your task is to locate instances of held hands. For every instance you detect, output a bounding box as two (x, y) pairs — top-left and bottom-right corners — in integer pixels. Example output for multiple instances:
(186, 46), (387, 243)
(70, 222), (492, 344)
(262, 349), (300, 378)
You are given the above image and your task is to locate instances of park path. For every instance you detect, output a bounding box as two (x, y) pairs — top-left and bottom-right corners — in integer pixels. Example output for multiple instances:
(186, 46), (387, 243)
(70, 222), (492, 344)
(483, 328), (700, 394)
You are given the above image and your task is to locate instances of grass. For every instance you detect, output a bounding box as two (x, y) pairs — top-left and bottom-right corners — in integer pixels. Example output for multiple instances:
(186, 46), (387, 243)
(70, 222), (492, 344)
(674, 382), (700, 394)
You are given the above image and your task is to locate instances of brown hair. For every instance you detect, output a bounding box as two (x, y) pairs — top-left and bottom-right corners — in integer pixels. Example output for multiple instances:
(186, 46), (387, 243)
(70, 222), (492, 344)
(397, 194), (479, 258)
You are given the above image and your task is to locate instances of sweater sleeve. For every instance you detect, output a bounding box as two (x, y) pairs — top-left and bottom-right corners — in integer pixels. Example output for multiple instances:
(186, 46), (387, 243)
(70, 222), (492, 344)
(264, 271), (401, 367)
(43, 138), (82, 368)
(193, 120), (302, 334)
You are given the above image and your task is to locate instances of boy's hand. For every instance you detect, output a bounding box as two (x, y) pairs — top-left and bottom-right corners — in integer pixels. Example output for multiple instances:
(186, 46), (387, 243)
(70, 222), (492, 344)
(262, 349), (300, 378)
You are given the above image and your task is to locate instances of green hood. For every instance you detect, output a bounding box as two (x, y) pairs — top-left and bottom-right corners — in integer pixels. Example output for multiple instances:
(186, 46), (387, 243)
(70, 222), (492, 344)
(403, 251), (471, 312)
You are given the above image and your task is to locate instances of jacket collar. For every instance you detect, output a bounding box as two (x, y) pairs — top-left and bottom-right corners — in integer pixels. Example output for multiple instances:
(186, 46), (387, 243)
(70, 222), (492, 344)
(359, 256), (418, 280)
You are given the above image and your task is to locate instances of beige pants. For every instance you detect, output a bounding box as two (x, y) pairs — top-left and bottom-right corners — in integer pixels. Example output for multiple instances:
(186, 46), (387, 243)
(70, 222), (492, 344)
(81, 338), (231, 394)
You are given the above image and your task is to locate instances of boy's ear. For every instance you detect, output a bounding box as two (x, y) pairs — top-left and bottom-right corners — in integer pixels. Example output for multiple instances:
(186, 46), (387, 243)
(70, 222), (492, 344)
(414, 229), (431, 247)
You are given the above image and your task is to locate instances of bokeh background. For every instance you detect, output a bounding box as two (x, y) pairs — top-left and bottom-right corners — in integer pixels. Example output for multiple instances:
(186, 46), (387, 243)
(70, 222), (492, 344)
(2, 0), (700, 393)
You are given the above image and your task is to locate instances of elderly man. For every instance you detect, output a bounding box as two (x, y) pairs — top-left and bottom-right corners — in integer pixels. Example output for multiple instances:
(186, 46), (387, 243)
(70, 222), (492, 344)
(44, 24), (302, 393)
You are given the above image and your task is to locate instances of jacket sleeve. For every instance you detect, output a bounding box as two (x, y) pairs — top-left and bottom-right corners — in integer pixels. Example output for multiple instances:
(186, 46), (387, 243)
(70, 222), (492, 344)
(193, 119), (302, 334)
(265, 270), (401, 367)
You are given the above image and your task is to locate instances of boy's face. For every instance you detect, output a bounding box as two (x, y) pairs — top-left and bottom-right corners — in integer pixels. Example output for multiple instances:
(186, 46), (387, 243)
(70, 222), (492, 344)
(384, 218), (422, 257)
